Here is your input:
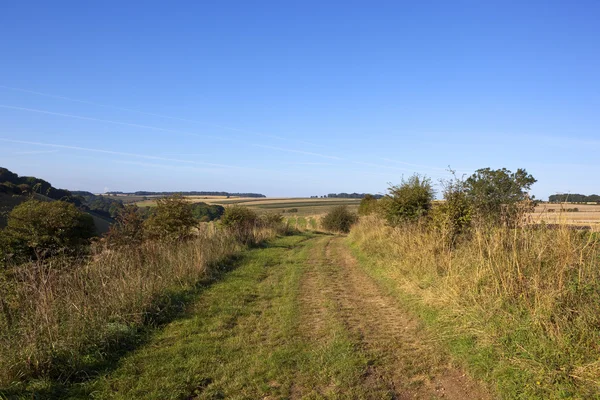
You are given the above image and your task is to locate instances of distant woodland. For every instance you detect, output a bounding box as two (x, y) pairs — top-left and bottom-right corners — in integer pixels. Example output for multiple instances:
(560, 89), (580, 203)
(107, 191), (266, 198)
(549, 193), (600, 203)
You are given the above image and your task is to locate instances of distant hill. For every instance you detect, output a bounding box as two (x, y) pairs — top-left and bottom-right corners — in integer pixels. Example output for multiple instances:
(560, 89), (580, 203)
(107, 191), (266, 198)
(0, 167), (123, 232)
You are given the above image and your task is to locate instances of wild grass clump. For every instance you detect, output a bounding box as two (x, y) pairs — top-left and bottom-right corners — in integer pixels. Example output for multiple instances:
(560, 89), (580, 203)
(349, 215), (600, 397)
(0, 204), (284, 388)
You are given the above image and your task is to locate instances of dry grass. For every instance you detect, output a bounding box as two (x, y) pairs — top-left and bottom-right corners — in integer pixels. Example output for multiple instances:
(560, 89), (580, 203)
(349, 216), (600, 398)
(0, 223), (283, 387)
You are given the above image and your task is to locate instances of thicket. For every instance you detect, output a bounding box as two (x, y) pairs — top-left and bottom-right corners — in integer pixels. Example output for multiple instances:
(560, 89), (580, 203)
(0, 197), (286, 389)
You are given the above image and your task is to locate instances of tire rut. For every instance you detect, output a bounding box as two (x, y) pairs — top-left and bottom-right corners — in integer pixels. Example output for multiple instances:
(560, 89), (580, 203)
(300, 236), (492, 399)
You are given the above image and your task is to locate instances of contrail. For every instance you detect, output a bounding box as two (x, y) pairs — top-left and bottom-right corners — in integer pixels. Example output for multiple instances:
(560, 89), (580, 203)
(0, 138), (242, 169)
(253, 144), (344, 160)
(0, 104), (342, 160)
(0, 105), (220, 140)
(0, 85), (322, 147)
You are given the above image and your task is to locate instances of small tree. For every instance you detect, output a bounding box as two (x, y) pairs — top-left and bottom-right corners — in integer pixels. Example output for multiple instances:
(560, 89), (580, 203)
(321, 206), (358, 233)
(381, 174), (435, 226)
(358, 194), (378, 216)
(1, 199), (95, 262)
(144, 194), (196, 242)
(465, 168), (536, 226)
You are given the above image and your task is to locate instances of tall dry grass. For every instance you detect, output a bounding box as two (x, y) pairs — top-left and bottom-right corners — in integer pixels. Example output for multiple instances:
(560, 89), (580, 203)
(350, 215), (600, 395)
(0, 223), (283, 386)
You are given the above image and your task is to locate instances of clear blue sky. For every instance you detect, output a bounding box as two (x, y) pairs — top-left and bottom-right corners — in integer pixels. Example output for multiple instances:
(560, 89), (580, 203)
(1, 1), (599, 198)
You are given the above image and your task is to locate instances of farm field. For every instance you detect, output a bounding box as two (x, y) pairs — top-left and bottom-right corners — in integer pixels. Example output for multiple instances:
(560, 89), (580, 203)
(531, 203), (600, 227)
(126, 195), (362, 216)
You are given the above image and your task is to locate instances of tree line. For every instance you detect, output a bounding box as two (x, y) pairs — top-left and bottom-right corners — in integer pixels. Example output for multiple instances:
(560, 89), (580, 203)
(108, 191), (266, 198)
(548, 193), (600, 203)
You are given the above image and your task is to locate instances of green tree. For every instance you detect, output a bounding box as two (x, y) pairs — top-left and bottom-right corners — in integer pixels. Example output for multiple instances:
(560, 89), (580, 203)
(144, 194), (196, 242)
(1, 199), (95, 262)
(381, 174), (435, 225)
(465, 168), (536, 225)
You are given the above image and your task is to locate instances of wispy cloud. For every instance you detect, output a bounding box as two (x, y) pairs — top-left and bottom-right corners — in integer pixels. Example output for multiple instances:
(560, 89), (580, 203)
(13, 149), (60, 155)
(253, 144), (343, 160)
(0, 138), (242, 169)
(0, 104), (221, 140)
(113, 160), (221, 172)
(0, 85), (323, 147)
(287, 162), (336, 166)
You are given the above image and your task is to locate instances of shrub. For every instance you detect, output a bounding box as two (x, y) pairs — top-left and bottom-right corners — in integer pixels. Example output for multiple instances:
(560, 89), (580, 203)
(260, 212), (284, 228)
(321, 205), (358, 233)
(106, 204), (145, 248)
(432, 173), (473, 247)
(220, 205), (259, 243)
(191, 202), (225, 222)
(1, 199), (95, 262)
(220, 205), (259, 229)
(144, 194), (196, 242)
(358, 194), (378, 216)
(380, 174), (434, 226)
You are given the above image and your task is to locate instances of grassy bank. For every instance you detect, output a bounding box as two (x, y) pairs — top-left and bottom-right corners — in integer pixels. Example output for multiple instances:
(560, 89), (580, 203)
(0, 223), (282, 393)
(348, 216), (600, 398)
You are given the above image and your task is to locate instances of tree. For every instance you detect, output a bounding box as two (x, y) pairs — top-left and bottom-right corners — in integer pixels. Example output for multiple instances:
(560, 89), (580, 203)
(1, 199), (95, 262)
(465, 168), (536, 225)
(144, 194), (196, 242)
(381, 174), (435, 225)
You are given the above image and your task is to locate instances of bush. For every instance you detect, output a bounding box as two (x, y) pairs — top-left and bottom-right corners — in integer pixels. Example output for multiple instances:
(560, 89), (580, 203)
(260, 212), (284, 228)
(144, 194), (196, 242)
(1, 199), (95, 262)
(191, 202), (225, 222)
(321, 205), (358, 233)
(358, 194), (378, 216)
(380, 174), (434, 226)
(106, 204), (145, 248)
(220, 205), (259, 229)
(220, 206), (259, 243)
(431, 173), (473, 247)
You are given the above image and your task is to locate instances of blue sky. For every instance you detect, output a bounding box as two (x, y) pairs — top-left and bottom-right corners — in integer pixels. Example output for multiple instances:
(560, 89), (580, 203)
(1, 1), (599, 198)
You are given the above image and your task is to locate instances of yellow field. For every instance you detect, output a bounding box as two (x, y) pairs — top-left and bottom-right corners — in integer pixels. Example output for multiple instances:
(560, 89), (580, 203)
(531, 203), (600, 227)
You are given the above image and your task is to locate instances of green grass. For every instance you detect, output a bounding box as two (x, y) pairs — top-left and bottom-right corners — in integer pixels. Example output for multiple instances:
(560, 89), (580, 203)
(60, 234), (374, 399)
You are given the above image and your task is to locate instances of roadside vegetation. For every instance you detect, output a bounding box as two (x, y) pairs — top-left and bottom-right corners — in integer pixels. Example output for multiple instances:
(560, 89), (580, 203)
(0, 194), (287, 393)
(349, 168), (600, 398)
